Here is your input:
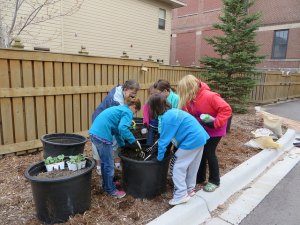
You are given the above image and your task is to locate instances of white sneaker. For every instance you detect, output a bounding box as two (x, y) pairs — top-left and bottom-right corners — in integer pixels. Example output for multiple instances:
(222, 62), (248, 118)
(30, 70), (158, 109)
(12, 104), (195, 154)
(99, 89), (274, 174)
(169, 194), (191, 206)
(115, 162), (122, 171)
(96, 166), (101, 176)
(188, 189), (196, 197)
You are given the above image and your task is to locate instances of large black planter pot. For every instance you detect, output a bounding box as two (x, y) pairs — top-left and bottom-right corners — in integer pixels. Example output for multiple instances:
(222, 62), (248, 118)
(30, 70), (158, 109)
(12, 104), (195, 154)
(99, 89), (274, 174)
(119, 153), (171, 199)
(41, 133), (87, 158)
(25, 158), (95, 224)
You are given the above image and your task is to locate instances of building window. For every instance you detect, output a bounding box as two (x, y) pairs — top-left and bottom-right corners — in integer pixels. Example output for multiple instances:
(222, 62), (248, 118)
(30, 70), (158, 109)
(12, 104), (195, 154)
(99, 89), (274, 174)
(158, 8), (166, 30)
(272, 30), (289, 59)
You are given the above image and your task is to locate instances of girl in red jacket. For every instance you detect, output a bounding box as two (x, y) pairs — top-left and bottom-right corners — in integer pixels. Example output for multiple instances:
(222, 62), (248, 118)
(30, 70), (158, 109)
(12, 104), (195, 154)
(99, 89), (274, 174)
(177, 75), (232, 192)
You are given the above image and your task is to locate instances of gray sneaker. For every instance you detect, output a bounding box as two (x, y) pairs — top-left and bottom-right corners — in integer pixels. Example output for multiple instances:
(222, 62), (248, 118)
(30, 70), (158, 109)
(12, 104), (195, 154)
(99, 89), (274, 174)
(96, 166), (101, 175)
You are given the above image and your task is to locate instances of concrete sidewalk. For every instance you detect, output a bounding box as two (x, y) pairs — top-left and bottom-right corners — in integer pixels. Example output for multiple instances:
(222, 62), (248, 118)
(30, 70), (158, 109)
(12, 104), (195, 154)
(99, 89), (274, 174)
(148, 123), (299, 224)
(239, 160), (300, 225)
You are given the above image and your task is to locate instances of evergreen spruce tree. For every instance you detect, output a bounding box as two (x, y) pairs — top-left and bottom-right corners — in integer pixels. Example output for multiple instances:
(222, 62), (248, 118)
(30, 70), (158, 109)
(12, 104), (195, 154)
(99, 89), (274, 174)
(201, 0), (265, 113)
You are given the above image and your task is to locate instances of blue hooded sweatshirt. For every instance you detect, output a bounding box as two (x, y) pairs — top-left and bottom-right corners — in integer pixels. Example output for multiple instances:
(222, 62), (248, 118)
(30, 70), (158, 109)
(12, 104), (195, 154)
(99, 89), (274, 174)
(89, 105), (136, 147)
(157, 108), (209, 161)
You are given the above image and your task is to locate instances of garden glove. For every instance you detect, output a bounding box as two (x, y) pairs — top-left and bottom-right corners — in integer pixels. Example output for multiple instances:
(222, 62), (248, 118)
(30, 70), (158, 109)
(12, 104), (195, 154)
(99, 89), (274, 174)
(205, 121), (215, 128)
(126, 141), (141, 150)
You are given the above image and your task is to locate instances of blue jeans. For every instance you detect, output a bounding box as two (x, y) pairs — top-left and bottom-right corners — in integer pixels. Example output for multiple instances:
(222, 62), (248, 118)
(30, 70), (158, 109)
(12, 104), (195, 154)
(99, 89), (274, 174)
(147, 126), (159, 147)
(90, 136), (116, 195)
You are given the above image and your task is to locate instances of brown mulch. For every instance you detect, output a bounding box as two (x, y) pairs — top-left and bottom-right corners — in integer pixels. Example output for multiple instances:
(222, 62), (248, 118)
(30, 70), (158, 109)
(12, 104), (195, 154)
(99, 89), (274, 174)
(0, 107), (265, 225)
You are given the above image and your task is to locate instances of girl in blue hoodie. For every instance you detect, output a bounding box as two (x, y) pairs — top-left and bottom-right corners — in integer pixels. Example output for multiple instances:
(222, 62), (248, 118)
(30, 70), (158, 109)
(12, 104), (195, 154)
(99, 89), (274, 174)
(148, 94), (209, 206)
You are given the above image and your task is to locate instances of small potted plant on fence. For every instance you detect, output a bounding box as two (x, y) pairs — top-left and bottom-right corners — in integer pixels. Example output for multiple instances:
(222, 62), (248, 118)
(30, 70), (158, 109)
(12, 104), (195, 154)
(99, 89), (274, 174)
(44, 154), (65, 172)
(67, 154), (87, 171)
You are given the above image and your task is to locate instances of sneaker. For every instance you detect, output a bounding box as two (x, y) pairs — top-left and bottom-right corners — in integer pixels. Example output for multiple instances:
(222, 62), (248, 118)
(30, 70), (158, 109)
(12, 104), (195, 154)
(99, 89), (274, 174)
(188, 189), (196, 197)
(96, 166), (101, 176)
(111, 190), (126, 199)
(169, 194), (191, 206)
(115, 162), (122, 171)
(203, 182), (219, 192)
(114, 180), (122, 189)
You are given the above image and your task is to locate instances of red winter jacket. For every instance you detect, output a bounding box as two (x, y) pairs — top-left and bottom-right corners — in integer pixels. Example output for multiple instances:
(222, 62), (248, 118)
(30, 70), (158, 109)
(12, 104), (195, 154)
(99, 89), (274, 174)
(182, 81), (232, 137)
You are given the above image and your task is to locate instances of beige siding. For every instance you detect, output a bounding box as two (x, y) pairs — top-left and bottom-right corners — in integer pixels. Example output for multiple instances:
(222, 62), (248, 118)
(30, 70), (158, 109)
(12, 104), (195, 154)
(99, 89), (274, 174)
(63, 0), (172, 64)
(0, 0), (62, 51)
(1, 0), (173, 64)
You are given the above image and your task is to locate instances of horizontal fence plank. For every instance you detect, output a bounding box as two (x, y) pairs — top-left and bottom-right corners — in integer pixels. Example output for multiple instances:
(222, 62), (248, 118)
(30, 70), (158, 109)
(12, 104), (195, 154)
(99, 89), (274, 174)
(0, 83), (179, 98)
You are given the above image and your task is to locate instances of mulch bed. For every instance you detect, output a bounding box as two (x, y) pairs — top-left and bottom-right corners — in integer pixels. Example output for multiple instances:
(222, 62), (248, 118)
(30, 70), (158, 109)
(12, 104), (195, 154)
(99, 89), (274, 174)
(0, 108), (267, 225)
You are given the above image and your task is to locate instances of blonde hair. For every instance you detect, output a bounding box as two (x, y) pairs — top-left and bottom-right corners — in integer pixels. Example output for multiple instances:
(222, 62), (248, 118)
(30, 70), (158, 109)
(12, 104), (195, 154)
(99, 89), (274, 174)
(177, 75), (201, 109)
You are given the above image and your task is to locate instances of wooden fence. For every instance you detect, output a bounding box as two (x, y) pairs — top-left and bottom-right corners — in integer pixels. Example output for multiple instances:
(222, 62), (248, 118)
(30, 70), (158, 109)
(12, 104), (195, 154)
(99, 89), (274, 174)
(0, 48), (299, 155)
(0, 49), (202, 155)
(249, 72), (300, 104)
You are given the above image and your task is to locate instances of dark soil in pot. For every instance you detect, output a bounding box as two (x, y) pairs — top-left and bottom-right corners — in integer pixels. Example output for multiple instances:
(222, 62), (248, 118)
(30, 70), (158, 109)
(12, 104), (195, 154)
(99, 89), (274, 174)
(37, 167), (89, 179)
(131, 117), (147, 141)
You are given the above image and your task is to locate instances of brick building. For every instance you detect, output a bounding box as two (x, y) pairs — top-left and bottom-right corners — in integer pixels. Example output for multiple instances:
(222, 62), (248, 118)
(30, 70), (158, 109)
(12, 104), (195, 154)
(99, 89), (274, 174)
(171, 0), (300, 72)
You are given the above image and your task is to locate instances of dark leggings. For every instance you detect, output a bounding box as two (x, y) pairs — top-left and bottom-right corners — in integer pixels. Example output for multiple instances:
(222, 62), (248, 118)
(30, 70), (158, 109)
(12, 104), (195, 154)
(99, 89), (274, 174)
(196, 136), (222, 186)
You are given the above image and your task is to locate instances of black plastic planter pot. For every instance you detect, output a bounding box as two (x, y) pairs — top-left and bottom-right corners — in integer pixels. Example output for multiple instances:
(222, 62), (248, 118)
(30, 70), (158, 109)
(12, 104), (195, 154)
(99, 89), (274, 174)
(24, 158), (95, 224)
(119, 152), (171, 199)
(41, 133), (87, 158)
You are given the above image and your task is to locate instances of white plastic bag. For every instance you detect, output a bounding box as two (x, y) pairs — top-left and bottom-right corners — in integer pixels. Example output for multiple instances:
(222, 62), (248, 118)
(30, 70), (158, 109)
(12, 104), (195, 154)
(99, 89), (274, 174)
(245, 136), (281, 150)
(263, 115), (283, 137)
(251, 128), (277, 139)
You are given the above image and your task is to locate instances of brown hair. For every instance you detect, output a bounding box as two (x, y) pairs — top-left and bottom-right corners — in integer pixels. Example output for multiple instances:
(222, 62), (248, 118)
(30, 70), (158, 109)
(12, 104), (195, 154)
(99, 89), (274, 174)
(148, 83), (160, 96)
(153, 79), (176, 92)
(122, 80), (140, 91)
(126, 97), (141, 111)
(148, 94), (171, 118)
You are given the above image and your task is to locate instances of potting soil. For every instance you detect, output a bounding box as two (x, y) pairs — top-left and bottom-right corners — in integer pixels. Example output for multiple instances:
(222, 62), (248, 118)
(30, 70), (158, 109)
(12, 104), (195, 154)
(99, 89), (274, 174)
(37, 167), (89, 179)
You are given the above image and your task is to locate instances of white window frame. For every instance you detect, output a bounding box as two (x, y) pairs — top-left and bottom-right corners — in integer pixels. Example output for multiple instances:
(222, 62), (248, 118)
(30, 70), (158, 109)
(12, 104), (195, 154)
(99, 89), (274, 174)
(158, 8), (166, 30)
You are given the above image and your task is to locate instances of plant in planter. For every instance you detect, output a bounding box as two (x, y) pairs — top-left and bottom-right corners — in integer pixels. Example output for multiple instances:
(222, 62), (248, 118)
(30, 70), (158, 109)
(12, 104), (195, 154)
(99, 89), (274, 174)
(67, 154), (87, 171)
(44, 154), (65, 172)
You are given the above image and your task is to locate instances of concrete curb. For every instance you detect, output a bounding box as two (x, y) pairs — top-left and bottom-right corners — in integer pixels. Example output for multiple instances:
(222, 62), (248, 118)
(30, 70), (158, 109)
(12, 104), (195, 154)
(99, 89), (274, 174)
(147, 129), (297, 225)
(214, 146), (300, 225)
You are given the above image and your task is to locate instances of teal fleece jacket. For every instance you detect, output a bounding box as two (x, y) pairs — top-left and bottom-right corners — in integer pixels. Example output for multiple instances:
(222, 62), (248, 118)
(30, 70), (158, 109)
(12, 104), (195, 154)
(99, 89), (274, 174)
(89, 105), (136, 147)
(157, 108), (209, 161)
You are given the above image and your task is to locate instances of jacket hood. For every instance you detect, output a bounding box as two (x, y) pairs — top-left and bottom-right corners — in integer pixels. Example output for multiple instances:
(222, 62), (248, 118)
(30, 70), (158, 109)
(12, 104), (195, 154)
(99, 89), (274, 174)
(200, 81), (210, 91)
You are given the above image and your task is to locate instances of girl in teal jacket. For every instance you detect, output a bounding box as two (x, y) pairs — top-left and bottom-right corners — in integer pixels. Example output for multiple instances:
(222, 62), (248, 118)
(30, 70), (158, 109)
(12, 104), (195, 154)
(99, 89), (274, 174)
(89, 98), (141, 198)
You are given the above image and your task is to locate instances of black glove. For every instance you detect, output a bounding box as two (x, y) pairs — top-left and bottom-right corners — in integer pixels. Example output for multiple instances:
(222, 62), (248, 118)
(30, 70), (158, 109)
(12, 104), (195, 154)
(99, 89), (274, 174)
(125, 141), (141, 150)
(205, 121), (215, 128)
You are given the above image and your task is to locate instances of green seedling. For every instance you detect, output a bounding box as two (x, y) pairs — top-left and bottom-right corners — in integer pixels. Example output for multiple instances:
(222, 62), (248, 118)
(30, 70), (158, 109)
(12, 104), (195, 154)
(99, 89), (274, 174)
(44, 154), (64, 165)
(69, 154), (86, 163)
(55, 154), (65, 163)
(44, 156), (55, 165)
